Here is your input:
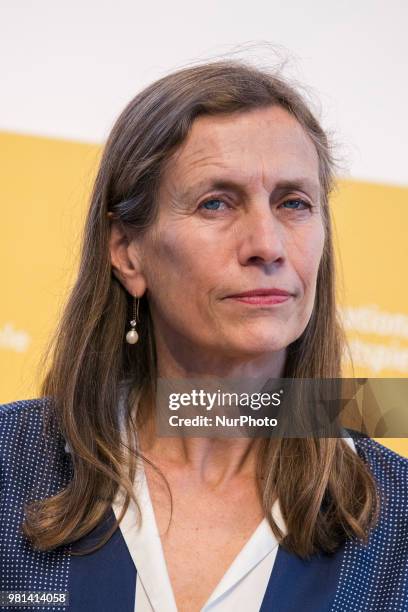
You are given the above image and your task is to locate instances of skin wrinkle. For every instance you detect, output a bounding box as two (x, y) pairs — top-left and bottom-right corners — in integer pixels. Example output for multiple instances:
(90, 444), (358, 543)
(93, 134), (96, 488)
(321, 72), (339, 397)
(165, 110), (321, 210)
(131, 108), (324, 380)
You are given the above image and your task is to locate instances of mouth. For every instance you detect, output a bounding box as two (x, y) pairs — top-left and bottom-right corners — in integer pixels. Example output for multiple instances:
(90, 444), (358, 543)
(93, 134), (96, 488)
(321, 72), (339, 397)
(223, 288), (294, 306)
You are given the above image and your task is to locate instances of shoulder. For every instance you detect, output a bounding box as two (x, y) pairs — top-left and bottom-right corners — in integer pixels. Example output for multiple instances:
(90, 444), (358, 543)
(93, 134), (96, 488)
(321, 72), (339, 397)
(0, 397), (53, 449)
(353, 436), (408, 511)
(0, 396), (50, 418)
(333, 438), (408, 609)
(353, 435), (408, 477)
(0, 397), (71, 495)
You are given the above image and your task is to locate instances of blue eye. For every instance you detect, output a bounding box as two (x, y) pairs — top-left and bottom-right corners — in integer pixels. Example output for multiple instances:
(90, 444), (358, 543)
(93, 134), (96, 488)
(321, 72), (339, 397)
(281, 199), (311, 210)
(198, 197), (311, 213)
(199, 199), (227, 211)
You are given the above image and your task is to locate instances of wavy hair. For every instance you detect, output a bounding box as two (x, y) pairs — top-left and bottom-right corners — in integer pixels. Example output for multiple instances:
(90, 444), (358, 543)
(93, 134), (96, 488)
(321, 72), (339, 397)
(25, 58), (380, 557)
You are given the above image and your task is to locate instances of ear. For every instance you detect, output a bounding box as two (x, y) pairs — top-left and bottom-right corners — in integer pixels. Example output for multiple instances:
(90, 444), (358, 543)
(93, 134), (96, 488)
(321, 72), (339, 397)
(108, 221), (147, 297)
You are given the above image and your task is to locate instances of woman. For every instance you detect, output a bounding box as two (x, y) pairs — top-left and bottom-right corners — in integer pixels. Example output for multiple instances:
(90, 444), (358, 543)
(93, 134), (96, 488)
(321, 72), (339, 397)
(1, 60), (407, 612)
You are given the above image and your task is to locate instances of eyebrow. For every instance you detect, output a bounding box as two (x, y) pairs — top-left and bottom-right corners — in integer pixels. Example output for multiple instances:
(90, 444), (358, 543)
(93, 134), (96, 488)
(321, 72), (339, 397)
(179, 177), (320, 201)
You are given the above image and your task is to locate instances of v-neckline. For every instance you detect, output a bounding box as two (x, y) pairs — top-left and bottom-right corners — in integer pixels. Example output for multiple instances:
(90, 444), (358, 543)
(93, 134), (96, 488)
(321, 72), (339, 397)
(112, 458), (281, 611)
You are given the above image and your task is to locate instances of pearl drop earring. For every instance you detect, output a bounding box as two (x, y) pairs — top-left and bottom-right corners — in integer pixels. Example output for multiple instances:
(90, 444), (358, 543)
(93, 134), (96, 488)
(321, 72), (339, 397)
(126, 296), (140, 344)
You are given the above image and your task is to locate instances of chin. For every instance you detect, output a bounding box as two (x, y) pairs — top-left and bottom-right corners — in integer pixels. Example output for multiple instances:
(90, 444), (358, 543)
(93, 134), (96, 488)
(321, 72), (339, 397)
(241, 322), (298, 349)
(224, 333), (292, 359)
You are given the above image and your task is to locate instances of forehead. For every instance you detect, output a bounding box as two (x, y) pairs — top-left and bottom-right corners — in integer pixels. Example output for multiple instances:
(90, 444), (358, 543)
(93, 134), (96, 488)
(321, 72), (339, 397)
(162, 106), (320, 196)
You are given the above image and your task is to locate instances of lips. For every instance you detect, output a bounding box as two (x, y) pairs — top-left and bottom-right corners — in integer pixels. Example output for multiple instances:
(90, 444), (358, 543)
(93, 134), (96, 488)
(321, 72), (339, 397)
(225, 288), (292, 298)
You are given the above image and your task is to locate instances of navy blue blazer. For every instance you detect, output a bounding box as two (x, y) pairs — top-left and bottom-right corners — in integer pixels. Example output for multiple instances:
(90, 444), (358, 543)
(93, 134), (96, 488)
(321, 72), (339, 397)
(1, 398), (408, 611)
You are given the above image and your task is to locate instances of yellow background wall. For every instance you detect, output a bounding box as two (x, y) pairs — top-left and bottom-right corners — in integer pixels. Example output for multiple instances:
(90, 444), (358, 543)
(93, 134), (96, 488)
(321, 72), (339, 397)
(1, 131), (407, 456)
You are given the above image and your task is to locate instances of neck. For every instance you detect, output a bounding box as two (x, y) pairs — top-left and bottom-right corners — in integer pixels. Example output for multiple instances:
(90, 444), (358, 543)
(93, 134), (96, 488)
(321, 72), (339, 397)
(138, 418), (262, 486)
(135, 347), (285, 485)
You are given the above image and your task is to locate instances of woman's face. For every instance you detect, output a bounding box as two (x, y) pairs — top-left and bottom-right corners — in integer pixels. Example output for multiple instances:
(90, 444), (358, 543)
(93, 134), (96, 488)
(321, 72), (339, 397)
(124, 106), (325, 365)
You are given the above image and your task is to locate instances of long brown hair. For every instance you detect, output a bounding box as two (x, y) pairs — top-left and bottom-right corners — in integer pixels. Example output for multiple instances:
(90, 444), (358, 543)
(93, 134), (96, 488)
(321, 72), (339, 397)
(25, 59), (379, 557)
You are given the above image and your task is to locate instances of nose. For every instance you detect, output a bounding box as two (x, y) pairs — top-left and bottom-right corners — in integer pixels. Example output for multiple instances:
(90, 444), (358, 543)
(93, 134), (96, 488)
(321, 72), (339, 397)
(237, 202), (286, 269)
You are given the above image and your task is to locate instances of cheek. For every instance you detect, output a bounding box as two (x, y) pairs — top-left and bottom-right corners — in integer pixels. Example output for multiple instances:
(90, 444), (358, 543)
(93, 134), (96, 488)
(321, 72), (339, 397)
(294, 224), (325, 294)
(143, 226), (213, 301)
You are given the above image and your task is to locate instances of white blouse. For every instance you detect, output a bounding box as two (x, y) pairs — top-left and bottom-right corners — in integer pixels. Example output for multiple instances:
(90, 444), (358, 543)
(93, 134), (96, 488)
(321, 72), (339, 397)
(111, 436), (357, 612)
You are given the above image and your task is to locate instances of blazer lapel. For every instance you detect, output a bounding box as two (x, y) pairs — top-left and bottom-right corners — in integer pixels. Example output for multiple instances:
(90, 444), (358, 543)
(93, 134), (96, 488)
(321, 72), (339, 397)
(68, 507), (136, 612)
(260, 542), (345, 612)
